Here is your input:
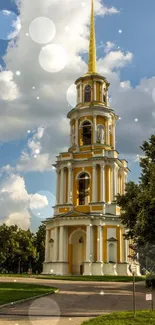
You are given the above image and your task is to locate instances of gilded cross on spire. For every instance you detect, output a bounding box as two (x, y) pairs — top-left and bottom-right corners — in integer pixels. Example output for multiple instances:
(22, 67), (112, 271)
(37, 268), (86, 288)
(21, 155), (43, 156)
(88, 0), (97, 74)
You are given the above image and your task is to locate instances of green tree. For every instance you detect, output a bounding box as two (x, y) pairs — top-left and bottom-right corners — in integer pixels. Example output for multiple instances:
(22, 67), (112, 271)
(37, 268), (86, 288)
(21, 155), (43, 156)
(33, 223), (46, 273)
(116, 135), (155, 271)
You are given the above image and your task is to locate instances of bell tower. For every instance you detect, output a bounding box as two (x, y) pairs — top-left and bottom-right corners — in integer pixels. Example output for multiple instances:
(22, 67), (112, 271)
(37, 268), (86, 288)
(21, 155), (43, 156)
(43, 0), (141, 277)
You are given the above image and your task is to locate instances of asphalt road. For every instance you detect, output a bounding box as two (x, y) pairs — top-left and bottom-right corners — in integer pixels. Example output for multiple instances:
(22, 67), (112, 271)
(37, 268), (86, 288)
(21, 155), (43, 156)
(0, 277), (151, 325)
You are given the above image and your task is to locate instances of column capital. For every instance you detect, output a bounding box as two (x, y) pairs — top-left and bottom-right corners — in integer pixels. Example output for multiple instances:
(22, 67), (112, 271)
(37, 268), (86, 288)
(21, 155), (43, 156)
(100, 162), (105, 169)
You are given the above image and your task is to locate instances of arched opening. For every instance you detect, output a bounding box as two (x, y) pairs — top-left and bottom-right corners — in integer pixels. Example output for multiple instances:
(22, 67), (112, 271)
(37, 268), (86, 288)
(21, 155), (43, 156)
(109, 243), (116, 263)
(70, 230), (86, 275)
(78, 172), (90, 205)
(84, 85), (91, 102)
(103, 87), (106, 103)
(82, 120), (92, 145)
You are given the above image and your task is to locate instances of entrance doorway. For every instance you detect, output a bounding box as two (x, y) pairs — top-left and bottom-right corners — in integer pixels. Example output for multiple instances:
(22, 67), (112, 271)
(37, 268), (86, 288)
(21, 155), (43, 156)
(71, 230), (86, 275)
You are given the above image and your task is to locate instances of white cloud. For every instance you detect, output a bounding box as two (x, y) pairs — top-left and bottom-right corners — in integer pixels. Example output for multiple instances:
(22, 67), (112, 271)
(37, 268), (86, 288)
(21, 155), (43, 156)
(104, 41), (115, 54)
(0, 0), (154, 174)
(0, 174), (49, 229)
(0, 70), (19, 101)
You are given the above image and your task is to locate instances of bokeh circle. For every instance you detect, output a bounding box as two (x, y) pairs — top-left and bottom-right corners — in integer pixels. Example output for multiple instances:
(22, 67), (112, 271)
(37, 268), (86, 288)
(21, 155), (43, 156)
(66, 84), (76, 108)
(39, 44), (67, 73)
(29, 296), (60, 325)
(29, 190), (55, 219)
(29, 17), (56, 44)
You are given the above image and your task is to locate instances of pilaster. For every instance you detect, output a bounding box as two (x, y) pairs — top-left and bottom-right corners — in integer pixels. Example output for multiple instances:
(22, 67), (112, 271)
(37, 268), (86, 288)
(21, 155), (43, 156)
(59, 226), (64, 262)
(93, 116), (97, 143)
(92, 164), (97, 201)
(100, 163), (105, 202)
(97, 225), (103, 262)
(60, 167), (64, 204)
(86, 225), (91, 262)
(68, 166), (72, 203)
(45, 229), (50, 262)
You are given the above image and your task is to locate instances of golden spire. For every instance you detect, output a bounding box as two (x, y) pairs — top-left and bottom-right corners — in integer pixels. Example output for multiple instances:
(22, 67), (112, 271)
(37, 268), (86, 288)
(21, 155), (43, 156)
(88, 0), (97, 74)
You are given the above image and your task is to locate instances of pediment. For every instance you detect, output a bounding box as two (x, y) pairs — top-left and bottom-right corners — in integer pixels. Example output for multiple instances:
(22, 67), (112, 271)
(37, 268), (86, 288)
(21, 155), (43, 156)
(107, 237), (118, 242)
(56, 209), (89, 219)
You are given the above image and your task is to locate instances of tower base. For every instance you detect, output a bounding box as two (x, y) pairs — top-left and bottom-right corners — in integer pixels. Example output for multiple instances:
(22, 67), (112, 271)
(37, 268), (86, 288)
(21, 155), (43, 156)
(42, 262), (141, 276)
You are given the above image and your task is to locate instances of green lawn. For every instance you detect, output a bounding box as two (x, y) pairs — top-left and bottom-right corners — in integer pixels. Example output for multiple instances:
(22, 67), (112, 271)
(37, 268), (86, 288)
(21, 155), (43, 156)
(0, 274), (145, 282)
(82, 310), (155, 325)
(0, 282), (57, 305)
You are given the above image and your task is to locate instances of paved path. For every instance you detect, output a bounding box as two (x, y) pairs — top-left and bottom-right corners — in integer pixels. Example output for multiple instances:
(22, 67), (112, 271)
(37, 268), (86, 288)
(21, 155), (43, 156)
(0, 277), (151, 325)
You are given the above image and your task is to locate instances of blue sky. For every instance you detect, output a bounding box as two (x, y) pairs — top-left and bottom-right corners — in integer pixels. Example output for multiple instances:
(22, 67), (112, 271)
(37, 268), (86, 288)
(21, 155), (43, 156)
(0, 0), (154, 232)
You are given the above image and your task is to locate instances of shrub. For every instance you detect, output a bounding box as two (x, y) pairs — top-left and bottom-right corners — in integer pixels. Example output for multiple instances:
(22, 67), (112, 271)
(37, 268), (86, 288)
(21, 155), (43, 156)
(145, 274), (155, 288)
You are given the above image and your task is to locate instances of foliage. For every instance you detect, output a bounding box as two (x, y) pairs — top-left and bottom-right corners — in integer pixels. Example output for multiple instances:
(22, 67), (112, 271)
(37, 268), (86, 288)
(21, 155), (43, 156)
(0, 223), (46, 274)
(116, 135), (155, 270)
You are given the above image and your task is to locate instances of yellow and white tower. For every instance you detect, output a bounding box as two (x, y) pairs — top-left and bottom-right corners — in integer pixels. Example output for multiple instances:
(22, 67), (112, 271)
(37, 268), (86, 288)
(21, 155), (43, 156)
(43, 0), (140, 276)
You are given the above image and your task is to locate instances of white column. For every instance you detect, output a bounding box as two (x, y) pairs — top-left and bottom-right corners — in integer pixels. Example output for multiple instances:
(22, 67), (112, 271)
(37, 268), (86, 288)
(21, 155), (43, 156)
(59, 226), (64, 261)
(53, 227), (58, 261)
(94, 82), (96, 100)
(93, 116), (97, 143)
(80, 84), (82, 102)
(112, 122), (116, 149)
(92, 165), (96, 202)
(63, 227), (68, 262)
(90, 226), (94, 262)
(112, 164), (116, 201)
(68, 167), (72, 203)
(56, 170), (60, 204)
(45, 229), (50, 262)
(101, 84), (103, 102)
(100, 164), (105, 202)
(115, 166), (118, 196)
(97, 225), (103, 262)
(106, 119), (110, 145)
(86, 225), (91, 261)
(60, 167), (64, 204)
(108, 166), (111, 203)
(106, 88), (108, 105)
(75, 118), (78, 146)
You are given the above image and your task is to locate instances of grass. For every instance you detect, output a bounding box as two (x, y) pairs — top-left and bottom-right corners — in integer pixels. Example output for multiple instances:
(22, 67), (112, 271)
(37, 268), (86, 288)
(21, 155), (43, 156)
(0, 282), (57, 305)
(81, 310), (155, 325)
(0, 274), (145, 282)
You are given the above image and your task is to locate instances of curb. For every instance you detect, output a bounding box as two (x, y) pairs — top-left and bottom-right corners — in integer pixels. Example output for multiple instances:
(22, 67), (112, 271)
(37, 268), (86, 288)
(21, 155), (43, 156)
(0, 289), (59, 309)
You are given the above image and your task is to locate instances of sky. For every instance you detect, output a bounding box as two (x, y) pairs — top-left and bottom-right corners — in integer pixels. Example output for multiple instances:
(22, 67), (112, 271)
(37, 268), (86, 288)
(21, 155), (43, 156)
(0, 0), (155, 232)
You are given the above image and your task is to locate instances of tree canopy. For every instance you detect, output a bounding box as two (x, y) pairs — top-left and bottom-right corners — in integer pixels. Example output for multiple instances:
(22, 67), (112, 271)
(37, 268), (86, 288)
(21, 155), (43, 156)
(116, 135), (155, 270)
(0, 223), (46, 273)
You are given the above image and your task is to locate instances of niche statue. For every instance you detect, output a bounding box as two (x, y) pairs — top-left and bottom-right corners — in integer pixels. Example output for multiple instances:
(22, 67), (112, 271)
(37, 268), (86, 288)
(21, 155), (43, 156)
(97, 125), (104, 144)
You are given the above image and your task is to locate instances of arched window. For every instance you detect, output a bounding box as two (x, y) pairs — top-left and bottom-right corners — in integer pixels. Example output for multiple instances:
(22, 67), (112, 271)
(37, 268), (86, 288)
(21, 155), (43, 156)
(81, 121), (92, 145)
(78, 172), (90, 205)
(84, 85), (91, 102)
(103, 87), (106, 103)
(109, 243), (116, 263)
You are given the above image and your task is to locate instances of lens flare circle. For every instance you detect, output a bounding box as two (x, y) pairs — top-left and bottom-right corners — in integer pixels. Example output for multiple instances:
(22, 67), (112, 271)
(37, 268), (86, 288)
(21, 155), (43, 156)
(29, 16), (56, 44)
(29, 190), (55, 219)
(39, 44), (67, 73)
(66, 84), (76, 108)
(29, 296), (60, 325)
